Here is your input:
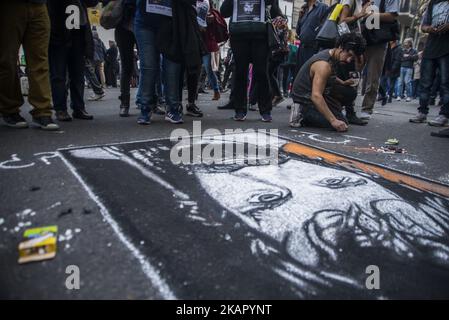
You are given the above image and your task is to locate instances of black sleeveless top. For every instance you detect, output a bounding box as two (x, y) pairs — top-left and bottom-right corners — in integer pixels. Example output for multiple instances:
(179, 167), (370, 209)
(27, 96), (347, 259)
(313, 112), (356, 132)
(291, 50), (337, 106)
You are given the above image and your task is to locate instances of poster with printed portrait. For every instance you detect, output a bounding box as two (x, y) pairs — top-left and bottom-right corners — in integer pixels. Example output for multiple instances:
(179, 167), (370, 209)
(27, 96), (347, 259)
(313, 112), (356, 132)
(232, 0), (265, 23)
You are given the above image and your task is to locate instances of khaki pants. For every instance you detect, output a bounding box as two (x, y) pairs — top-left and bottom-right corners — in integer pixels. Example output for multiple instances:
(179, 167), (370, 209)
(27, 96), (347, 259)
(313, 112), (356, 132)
(361, 43), (388, 114)
(0, 2), (52, 117)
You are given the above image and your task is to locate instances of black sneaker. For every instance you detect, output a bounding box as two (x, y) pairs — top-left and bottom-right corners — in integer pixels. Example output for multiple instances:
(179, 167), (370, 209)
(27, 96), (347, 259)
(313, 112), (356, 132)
(3, 113), (28, 128)
(431, 128), (449, 138)
(119, 107), (130, 117)
(73, 109), (94, 120)
(32, 116), (60, 131)
(347, 113), (368, 126)
(186, 104), (203, 117)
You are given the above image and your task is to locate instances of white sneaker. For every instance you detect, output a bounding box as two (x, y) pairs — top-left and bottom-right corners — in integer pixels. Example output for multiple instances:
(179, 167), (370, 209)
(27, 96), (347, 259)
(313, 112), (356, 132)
(396, 97), (401, 102)
(289, 103), (303, 128)
(359, 112), (372, 120)
(406, 97), (411, 102)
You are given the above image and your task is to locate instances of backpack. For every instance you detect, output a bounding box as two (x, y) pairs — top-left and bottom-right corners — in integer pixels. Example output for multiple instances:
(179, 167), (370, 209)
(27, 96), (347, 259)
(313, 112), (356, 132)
(209, 8), (229, 43)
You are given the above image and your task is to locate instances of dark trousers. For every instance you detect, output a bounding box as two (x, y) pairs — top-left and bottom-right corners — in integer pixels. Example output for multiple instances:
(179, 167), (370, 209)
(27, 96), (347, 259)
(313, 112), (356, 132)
(231, 38), (271, 114)
(335, 62), (358, 115)
(268, 57), (283, 98)
(302, 104), (347, 129)
(115, 26), (136, 103)
(183, 65), (201, 104)
(430, 69), (441, 101)
(388, 76), (399, 98)
(49, 30), (86, 112)
(419, 54), (449, 116)
(105, 62), (118, 87)
(412, 79), (420, 99)
(300, 84), (352, 129)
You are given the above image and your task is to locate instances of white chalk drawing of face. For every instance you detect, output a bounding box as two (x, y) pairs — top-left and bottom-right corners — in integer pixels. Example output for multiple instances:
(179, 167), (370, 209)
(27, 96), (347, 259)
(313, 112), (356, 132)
(192, 142), (449, 296)
(243, 3), (254, 14)
(67, 135), (449, 297)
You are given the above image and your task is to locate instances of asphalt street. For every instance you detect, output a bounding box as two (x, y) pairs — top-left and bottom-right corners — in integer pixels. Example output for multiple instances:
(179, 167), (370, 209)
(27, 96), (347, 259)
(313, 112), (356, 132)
(0, 88), (448, 299)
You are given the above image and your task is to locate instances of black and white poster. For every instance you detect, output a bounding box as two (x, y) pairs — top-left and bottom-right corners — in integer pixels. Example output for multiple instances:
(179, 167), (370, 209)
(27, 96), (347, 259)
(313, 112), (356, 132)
(232, 0), (265, 23)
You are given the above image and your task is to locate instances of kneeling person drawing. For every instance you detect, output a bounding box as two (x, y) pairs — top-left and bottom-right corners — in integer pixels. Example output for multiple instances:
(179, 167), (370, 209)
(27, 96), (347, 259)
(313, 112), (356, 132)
(290, 33), (366, 132)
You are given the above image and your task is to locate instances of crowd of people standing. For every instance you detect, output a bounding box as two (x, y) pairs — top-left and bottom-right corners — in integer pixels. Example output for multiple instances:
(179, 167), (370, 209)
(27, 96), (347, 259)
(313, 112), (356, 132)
(0, 0), (448, 138)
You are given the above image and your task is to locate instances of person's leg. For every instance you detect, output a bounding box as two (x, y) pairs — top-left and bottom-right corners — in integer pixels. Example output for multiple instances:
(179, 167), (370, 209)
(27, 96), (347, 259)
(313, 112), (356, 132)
(388, 76), (397, 100)
(249, 77), (258, 107)
(49, 43), (68, 113)
(378, 76), (386, 99)
(203, 53), (220, 99)
(361, 43), (388, 115)
(405, 68), (413, 99)
(22, 2), (53, 118)
(397, 67), (406, 99)
(230, 39), (251, 115)
(85, 59), (104, 96)
(97, 62), (106, 87)
(222, 64), (231, 89)
(268, 58), (282, 99)
(302, 101), (347, 130)
(429, 70), (441, 105)
(412, 79), (419, 99)
(281, 64), (290, 96)
(67, 30), (87, 113)
(186, 66), (201, 105)
(0, 2), (27, 117)
(436, 54), (449, 117)
(162, 56), (182, 122)
(185, 64), (203, 117)
(134, 25), (158, 123)
(251, 39), (271, 117)
(418, 58), (437, 115)
(115, 26), (135, 109)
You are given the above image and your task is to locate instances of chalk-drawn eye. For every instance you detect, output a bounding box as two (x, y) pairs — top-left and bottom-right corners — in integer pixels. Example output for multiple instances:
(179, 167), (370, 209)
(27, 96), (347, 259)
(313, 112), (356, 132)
(249, 191), (281, 204)
(246, 189), (292, 210)
(315, 177), (368, 189)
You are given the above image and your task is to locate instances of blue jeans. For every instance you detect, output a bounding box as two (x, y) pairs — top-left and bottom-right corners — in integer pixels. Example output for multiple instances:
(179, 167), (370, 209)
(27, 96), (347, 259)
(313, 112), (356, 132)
(419, 54), (449, 116)
(397, 67), (413, 98)
(202, 53), (219, 92)
(134, 25), (181, 112)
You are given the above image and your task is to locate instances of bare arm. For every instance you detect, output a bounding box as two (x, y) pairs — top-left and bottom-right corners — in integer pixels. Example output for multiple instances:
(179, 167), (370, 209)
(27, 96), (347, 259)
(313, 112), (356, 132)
(340, 2), (371, 25)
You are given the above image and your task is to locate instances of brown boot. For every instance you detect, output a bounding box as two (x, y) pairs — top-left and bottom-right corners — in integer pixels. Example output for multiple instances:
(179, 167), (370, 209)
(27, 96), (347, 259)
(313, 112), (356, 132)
(212, 91), (220, 101)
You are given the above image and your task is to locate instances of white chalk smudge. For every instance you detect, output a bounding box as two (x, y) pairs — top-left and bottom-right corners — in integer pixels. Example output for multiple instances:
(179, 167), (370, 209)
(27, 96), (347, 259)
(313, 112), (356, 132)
(47, 202), (62, 210)
(0, 154), (35, 170)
